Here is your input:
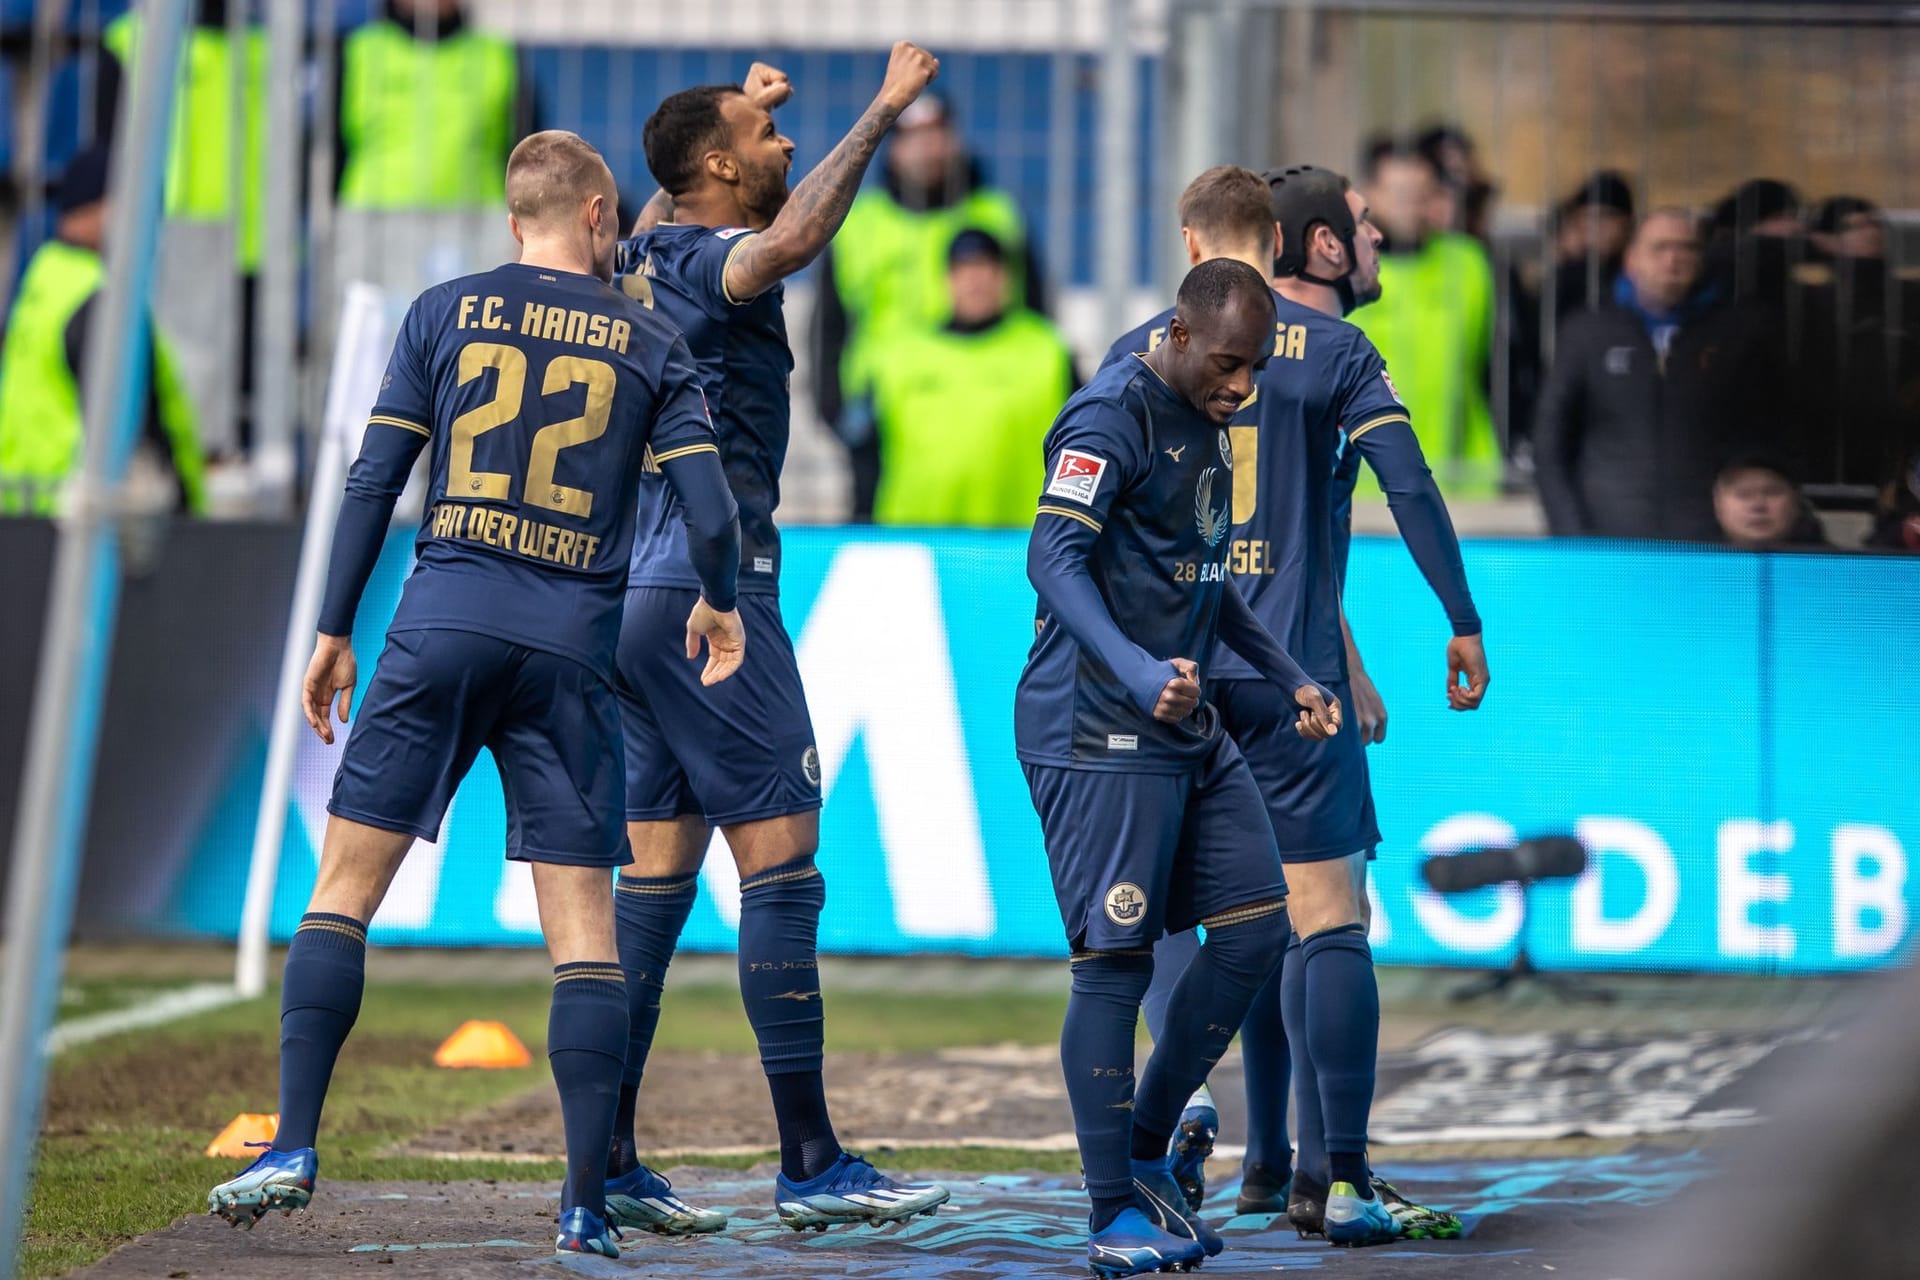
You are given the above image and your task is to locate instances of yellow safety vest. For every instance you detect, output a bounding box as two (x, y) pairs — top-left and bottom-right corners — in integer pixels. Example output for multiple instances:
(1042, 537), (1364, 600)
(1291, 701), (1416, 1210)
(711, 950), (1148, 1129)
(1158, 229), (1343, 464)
(338, 22), (518, 210)
(104, 12), (269, 271)
(870, 309), (1072, 527)
(0, 240), (206, 514)
(831, 186), (1029, 403)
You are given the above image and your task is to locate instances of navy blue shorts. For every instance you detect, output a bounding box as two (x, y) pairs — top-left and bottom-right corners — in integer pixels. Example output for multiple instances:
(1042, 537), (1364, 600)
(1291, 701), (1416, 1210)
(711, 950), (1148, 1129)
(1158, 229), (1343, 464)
(328, 628), (629, 867)
(1023, 733), (1287, 952)
(1214, 677), (1380, 864)
(616, 587), (823, 826)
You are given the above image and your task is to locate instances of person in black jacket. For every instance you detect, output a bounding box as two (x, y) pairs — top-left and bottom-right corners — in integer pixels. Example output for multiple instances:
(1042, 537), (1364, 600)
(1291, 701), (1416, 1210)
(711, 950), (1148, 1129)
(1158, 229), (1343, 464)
(1533, 208), (1790, 541)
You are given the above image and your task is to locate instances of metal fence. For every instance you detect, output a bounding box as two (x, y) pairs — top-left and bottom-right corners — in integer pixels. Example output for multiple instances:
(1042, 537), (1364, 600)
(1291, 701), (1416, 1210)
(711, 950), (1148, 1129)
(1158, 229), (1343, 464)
(1165, 0), (1920, 499)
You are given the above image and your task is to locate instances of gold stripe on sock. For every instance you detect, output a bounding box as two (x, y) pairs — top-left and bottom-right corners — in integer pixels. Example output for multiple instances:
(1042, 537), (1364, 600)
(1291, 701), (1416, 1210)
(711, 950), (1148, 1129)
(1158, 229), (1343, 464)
(555, 966), (625, 984)
(1199, 899), (1289, 931)
(296, 919), (367, 943)
(615, 877), (698, 896)
(743, 864), (821, 889)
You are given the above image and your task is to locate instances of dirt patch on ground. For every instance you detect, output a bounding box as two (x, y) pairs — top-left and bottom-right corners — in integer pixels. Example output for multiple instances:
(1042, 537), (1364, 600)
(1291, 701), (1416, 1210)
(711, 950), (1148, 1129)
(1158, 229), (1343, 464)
(45, 1034), (439, 1138)
(404, 1045), (1089, 1157)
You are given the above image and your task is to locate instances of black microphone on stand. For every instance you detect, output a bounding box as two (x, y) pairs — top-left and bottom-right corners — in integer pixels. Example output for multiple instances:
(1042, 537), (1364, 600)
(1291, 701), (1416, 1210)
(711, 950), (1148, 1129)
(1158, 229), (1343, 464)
(1420, 835), (1611, 1003)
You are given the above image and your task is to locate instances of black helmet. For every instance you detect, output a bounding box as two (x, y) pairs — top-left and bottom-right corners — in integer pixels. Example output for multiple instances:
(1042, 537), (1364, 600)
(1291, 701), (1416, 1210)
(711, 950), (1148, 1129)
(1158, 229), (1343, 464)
(1264, 164), (1363, 314)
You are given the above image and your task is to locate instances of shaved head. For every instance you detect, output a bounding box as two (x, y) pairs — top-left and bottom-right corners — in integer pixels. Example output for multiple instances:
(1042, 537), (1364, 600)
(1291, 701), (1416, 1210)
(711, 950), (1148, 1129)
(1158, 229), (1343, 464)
(506, 130), (617, 228)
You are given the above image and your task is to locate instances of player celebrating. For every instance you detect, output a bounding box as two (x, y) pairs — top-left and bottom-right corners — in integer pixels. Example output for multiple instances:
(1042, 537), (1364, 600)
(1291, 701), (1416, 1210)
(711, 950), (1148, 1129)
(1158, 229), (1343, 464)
(1020, 258), (1341, 1278)
(1107, 165), (1489, 1247)
(596, 45), (950, 1235)
(206, 132), (746, 1260)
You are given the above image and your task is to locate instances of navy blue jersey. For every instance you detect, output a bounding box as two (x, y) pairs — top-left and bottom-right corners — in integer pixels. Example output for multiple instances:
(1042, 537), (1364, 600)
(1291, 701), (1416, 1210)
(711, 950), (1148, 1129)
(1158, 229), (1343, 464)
(1015, 355), (1248, 773)
(364, 263), (718, 675)
(618, 224), (794, 596)
(1104, 293), (1412, 684)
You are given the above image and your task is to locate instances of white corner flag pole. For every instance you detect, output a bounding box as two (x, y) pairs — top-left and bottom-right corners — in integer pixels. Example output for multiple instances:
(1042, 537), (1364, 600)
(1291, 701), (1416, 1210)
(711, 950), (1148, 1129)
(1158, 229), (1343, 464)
(234, 283), (389, 999)
(0, 0), (191, 1261)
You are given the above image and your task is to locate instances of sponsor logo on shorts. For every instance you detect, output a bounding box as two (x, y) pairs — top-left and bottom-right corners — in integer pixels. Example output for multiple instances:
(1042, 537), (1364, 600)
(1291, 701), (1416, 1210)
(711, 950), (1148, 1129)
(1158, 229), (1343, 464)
(1104, 882), (1147, 926)
(801, 745), (822, 788)
(1107, 734), (1138, 751)
(1045, 450), (1107, 505)
(754, 556), (774, 574)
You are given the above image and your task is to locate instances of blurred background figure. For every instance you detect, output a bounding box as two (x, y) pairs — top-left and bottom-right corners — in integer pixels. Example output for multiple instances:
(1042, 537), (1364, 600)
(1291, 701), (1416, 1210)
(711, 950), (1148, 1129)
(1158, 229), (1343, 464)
(1533, 208), (1786, 540)
(1351, 136), (1501, 499)
(95, 0), (267, 461)
(1704, 177), (1804, 311)
(0, 148), (205, 516)
(1712, 454), (1827, 549)
(1415, 122), (1497, 244)
(1865, 450), (1920, 552)
(867, 229), (1074, 528)
(1793, 195), (1920, 490)
(809, 93), (1047, 521)
(332, 0), (537, 213)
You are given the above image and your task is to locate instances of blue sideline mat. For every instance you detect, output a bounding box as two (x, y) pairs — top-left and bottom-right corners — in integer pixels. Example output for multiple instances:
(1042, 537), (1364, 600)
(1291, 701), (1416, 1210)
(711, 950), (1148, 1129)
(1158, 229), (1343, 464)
(535, 1153), (1707, 1278)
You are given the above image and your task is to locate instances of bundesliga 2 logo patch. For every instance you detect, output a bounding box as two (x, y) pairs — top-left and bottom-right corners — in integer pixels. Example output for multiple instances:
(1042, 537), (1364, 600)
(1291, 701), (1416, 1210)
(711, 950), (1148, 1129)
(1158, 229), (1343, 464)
(1046, 450), (1107, 505)
(1104, 882), (1147, 926)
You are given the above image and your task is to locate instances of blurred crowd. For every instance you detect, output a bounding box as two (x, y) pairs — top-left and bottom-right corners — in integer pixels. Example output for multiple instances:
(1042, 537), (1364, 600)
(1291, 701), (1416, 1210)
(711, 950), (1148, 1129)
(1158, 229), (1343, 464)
(2, 0), (1917, 553)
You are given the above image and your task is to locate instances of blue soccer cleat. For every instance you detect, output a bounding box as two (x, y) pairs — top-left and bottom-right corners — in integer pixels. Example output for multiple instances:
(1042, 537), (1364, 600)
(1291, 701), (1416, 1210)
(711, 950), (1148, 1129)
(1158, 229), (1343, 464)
(606, 1163), (727, 1235)
(1233, 1161), (1292, 1216)
(774, 1152), (950, 1230)
(1167, 1086), (1218, 1213)
(207, 1144), (317, 1228)
(1324, 1180), (1402, 1247)
(555, 1205), (620, 1257)
(1088, 1206), (1207, 1278)
(1131, 1157), (1222, 1258)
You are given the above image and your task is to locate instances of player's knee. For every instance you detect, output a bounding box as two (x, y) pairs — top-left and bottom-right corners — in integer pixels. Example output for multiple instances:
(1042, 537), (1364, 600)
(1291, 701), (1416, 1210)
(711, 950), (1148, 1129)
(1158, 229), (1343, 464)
(1067, 948), (1154, 1001)
(1198, 898), (1291, 975)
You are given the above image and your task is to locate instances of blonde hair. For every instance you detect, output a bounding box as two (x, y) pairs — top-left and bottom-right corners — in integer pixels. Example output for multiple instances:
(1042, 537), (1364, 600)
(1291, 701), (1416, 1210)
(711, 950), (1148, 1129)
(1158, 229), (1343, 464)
(506, 130), (616, 227)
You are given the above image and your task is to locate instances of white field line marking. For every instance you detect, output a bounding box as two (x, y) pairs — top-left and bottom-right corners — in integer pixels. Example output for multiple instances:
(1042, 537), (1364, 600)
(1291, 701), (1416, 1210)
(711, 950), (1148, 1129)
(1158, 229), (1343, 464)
(48, 982), (245, 1054)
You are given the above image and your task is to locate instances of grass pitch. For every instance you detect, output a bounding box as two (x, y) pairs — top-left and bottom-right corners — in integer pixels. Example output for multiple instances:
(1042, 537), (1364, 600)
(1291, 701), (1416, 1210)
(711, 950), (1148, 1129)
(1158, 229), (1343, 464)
(26, 959), (1071, 1278)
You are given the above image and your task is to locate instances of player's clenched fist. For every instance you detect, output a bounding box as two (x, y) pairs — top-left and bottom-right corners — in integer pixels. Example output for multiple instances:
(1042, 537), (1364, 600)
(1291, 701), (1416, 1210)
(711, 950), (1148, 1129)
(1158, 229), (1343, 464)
(301, 633), (358, 745)
(878, 41), (939, 111)
(1152, 656), (1202, 724)
(1292, 684), (1341, 742)
(685, 598), (747, 687)
(742, 61), (792, 110)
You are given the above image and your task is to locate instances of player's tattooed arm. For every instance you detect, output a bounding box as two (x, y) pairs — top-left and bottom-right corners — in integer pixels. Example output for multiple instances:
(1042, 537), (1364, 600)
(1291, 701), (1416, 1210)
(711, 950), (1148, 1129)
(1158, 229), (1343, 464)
(724, 41), (938, 299)
(631, 188), (675, 236)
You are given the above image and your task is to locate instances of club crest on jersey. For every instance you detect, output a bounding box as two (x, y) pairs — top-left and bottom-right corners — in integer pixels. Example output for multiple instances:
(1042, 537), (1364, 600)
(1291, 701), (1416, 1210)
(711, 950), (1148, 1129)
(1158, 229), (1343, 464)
(1381, 369), (1404, 405)
(1194, 468), (1231, 547)
(1104, 882), (1147, 926)
(1046, 450), (1107, 505)
(801, 745), (822, 788)
(1218, 429), (1233, 467)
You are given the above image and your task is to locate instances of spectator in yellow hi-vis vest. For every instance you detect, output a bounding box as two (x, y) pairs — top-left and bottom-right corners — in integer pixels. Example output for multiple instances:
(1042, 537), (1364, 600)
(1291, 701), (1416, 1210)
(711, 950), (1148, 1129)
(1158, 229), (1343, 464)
(869, 230), (1075, 528)
(0, 149), (206, 516)
(809, 94), (1048, 520)
(332, 0), (537, 211)
(1350, 140), (1502, 499)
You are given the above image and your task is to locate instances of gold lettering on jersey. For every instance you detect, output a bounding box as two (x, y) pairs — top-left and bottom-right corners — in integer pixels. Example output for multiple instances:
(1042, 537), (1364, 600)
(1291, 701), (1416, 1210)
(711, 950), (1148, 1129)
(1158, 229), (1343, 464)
(426, 502), (604, 570)
(1274, 322), (1308, 361)
(1171, 561), (1227, 584)
(1229, 539), (1275, 576)
(456, 295), (511, 330)
(506, 304), (631, 354)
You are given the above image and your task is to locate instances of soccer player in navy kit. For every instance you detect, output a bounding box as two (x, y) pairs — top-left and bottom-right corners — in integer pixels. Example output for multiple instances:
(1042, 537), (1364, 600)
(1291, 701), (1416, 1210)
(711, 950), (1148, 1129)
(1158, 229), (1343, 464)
(595, 45), (950, 1234)
(1021, 258), (1341, 1278)
(205, 133), (746, 1259)
(1106, 166), (1489, 1247)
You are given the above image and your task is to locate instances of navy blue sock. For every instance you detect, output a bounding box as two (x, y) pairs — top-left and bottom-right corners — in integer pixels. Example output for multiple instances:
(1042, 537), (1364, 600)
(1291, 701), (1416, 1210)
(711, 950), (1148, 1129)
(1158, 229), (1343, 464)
(549, 963), (628, 1217)
(1133, 901), (1288, 1161)
(1304, 924), (1378, 1199)
(1240, 956), (1292, 1176)
(609, 873), (697, 1173)
(1062, 952), (1152, 1233)
(1140, 927), (1201, 1044)
(274, 913), (367, 1151)
(1280, 930), (1327, 1187)
(738, 856), (841, 1180)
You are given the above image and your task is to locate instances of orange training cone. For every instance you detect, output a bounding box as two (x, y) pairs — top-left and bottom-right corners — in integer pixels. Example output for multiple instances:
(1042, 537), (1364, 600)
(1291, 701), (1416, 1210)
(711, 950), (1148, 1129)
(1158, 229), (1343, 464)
(206, 1113), (279, 1158)
(434, 1020), (531, 1069)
